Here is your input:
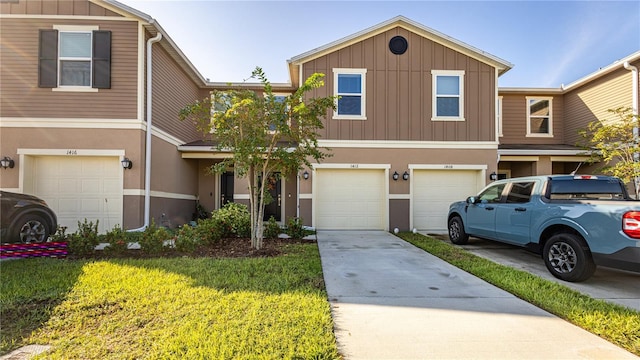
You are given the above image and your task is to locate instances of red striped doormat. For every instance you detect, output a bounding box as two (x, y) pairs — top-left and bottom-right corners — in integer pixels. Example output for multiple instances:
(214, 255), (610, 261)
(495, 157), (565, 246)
(0, 242), (67, 259)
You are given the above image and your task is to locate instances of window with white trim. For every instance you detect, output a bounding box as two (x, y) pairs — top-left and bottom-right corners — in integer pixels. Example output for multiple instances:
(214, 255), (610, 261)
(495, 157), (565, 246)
(268, 93), (290, 132)
(431, 70), (465, 121)
(333, 68), (366, 120)
(39, 25), (111, 90)
(59, 31), (92, 86)
(526, 97), (553, 137)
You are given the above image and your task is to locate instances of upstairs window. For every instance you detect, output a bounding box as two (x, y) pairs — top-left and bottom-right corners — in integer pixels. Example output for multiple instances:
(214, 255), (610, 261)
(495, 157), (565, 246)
(526, 97), (553, 137)
(59, 32), (92, 86)
(39, 26), (111, 90)
(432, 70), (465, 121)
(333, 68), (366, 120)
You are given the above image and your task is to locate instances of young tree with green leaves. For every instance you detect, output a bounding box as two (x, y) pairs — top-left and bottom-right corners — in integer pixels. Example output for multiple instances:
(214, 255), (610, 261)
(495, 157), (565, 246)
(579, 107), (640, 198)
(180, 67), (336, 249)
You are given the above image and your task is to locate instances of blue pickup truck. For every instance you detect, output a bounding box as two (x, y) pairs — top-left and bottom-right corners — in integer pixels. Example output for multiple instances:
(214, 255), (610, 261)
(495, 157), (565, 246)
(447, 175), (640, 282)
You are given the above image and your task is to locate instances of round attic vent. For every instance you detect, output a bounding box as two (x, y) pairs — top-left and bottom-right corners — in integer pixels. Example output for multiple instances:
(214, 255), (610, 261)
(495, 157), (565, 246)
(389, 36), (408, 55)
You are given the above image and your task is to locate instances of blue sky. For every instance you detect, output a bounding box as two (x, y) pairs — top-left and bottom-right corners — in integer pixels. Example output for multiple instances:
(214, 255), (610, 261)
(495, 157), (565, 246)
(117, 0), (640, 87)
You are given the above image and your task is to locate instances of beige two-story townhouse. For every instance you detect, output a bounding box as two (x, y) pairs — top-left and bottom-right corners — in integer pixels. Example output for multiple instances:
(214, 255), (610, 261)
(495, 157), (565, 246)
(2, 0), (638, 235)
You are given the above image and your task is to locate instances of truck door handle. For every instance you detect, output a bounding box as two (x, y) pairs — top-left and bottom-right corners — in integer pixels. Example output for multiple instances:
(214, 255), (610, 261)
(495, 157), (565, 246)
(515, 207), (527, 212)
(485, 206), (494, 210)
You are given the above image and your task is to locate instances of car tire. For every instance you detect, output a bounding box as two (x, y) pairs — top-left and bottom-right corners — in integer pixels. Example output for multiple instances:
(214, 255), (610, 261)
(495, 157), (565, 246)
(448, 216), (469, 245)
(12, 213), (52, 244)
(543, 233), (596, 282)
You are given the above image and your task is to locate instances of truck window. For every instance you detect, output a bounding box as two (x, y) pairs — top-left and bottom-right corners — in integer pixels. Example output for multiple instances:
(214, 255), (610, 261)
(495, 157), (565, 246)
(549, 179), (627, 200)
(506, 182), (534, 203)
(477, 183), (506, 203)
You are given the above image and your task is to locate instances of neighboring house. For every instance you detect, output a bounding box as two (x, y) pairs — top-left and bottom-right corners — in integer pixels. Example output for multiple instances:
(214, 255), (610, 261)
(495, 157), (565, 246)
(1, 1), (638, 235)
(498, 51), (640, 180)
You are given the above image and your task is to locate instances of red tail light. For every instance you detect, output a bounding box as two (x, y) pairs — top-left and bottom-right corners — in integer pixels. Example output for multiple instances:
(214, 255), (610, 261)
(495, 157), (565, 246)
(623, 211), (640, 239)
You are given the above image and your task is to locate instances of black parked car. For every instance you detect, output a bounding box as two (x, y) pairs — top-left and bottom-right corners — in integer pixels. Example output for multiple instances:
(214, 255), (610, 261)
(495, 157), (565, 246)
(1, 191), (57, 243)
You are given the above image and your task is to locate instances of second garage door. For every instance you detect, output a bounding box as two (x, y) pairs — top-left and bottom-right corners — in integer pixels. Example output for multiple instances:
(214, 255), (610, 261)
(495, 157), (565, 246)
(413, 170), (482, 232)
(315, 168), (386, 230)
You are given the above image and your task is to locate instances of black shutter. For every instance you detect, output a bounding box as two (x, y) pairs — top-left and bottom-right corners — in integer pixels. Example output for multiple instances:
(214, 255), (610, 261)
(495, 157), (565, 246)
(92, 30), (111, 89)
(38, 29), (58, 88)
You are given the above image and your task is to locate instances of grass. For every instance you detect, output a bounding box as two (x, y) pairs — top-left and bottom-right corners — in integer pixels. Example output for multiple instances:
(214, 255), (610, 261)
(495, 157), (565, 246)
(0, 243), (339, 359)
(397, 231), (640, 356)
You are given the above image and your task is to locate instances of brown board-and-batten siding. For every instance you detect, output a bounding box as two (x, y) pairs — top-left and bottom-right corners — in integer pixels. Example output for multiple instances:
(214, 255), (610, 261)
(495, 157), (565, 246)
(0, 0), (122, 16)
(301, 27), (497, 143)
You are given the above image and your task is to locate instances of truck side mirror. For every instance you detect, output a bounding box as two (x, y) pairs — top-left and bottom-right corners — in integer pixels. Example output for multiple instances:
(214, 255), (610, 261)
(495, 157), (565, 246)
(466, 196), (477, 204)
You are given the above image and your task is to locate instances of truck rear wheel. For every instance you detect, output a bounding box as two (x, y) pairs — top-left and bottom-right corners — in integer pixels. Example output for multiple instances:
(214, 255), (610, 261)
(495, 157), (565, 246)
(448, 216), (469, 245)
(543, 233), (596, 282)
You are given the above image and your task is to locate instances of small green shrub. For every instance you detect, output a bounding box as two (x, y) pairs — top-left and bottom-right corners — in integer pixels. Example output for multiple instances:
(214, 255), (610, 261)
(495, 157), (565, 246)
(50, 226), (71, 242)
(174, 224), (201, 253)
(263, 216), (281, 239)
(211, 202), (251, 238)
(285, 217), (311, 239)
(67, 219), (100, 257)
(104, 225), (129, 255)
(195, 217), (226, 245)
(139, 220), (169, 255)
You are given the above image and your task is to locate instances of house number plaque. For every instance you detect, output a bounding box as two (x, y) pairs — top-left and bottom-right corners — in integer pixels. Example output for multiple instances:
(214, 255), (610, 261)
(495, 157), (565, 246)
(66, 150), (78, 155)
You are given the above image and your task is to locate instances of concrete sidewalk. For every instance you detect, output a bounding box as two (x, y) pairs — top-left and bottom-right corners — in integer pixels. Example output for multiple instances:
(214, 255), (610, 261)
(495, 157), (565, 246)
(317, 231), (638, 360)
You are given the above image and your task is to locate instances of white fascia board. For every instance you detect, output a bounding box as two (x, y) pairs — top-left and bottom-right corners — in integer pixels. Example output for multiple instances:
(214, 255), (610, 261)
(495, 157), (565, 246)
(498, 149), (587, 156)
(317, 140), (498, 149)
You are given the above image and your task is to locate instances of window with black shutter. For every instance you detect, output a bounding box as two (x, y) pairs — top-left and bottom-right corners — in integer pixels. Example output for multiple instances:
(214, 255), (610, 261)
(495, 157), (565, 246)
(38, 28), (111, 89)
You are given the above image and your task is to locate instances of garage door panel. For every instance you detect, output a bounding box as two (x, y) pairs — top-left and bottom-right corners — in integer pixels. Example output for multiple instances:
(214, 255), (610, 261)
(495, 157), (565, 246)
(413, 170), (481, 232)
(316, 169), (385, 230)
(28, 156), (123, 234)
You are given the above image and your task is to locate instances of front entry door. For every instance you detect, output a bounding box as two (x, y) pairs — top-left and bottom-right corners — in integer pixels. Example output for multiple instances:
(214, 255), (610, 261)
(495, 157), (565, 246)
(263, 173), (281, 221)
(220, 172), (234, 207)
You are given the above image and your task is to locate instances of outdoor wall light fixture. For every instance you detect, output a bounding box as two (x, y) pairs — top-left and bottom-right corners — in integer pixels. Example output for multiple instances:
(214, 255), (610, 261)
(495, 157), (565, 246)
(489, 171), (498, 181)
(121, 157), (133, 170)
(302, 170), (309, 180)
(392, 171), (400, 181)
(1, 156), (15, 169)
(402, 171), (409, 181)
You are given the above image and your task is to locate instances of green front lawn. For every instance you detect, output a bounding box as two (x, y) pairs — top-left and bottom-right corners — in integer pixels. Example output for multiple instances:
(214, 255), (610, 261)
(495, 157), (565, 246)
(0, 244), (339, 360)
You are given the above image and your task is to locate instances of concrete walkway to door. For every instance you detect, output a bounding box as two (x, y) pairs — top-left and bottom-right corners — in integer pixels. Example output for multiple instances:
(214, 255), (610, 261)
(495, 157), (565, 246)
(316, 231), (638, 360)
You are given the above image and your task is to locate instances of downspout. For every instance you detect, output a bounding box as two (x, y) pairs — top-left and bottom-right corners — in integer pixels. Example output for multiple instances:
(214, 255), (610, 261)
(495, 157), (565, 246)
(623, 61), (639, 198)
(131, 32), (162, 231)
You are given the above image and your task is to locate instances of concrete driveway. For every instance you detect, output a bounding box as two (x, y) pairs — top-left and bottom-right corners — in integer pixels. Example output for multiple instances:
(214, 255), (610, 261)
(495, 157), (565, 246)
(425, 234), (640, 312)
(317, 231), (638, 360)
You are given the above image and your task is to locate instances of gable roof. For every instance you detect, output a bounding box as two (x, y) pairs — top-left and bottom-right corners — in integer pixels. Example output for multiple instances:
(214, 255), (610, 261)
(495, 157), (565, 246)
(287, 15), (513, 86)
(561, 50), (640, 91)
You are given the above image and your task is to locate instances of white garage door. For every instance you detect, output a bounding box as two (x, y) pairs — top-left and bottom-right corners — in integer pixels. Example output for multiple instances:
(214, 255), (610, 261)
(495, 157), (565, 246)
(315, 169), (386, 230)
(28, 156), (123, 234)
(413, 170), (481, 232)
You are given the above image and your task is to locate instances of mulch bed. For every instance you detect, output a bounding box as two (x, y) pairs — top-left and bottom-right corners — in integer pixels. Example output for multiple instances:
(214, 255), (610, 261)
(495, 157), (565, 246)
(1, 237), (316, 260)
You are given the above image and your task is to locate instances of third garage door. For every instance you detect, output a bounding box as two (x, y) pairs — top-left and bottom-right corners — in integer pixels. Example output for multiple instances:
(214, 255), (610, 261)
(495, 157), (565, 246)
(413, 170), (482, 232)
(315, 168), (386, 230)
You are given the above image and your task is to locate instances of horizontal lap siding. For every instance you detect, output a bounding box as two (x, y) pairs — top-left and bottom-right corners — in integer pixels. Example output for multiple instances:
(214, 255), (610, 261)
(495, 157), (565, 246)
(500, 93), (565, 145)
(0, 18), (138, 119)
(563, 64), (636, 146)
(151, 43), (206, 143)
(302, 27), (497, 142)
